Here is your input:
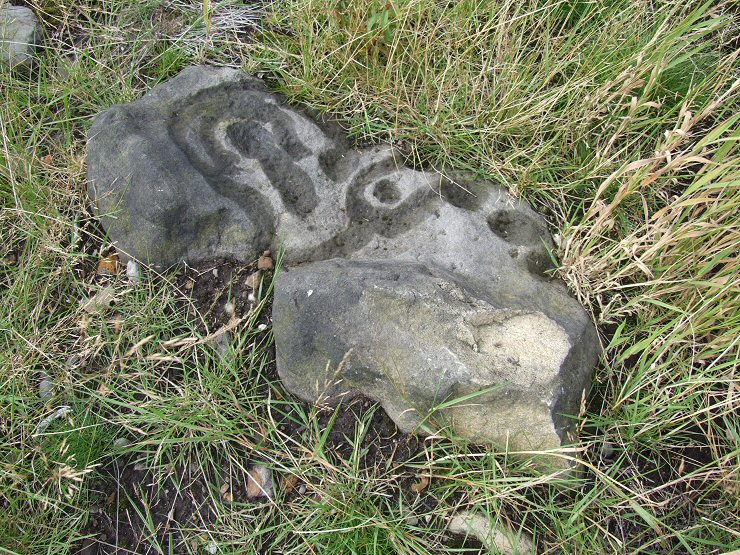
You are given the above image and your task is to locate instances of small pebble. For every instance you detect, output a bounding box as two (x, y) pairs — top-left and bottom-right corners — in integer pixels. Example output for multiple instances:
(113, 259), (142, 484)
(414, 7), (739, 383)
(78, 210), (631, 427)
(113, 438), (131, 448)
(298, 484), (306, 495)
(38, 371), (53, 399)
(126, 260), (140, 283)
(223, 301), (235, 316)
(212, 268), (218, 278)
(246, 465), (273, 499)
(245, 271), (262, 290)
(205, 542), (218, 554)
(247, 293), (256, 303)
(257, 323), (268, 332)
(405, 515), (419, 526)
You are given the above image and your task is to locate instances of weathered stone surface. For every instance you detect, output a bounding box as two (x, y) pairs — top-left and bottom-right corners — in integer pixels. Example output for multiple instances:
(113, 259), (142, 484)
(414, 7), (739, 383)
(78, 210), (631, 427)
(87, 66), (600, 462)
(274, 259), (597, 458)
(447, 511), (535, 554)
(0, 5), (41, 69)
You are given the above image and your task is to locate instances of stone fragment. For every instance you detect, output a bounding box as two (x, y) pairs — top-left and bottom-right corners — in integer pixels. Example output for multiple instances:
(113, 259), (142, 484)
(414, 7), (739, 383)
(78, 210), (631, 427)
(126, 259), (140, 283)
(245, 270), (261, 290)
(86, 66), (601, 463)
(246, 465), (273, 499)
(0, 5), (41, 69)
(447, 511), (534, 555)
(81, 285), (116, 314)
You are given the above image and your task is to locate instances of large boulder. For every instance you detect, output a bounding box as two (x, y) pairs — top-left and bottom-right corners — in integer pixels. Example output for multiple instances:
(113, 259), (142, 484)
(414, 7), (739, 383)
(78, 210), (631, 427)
(274, 259), (596, 456)
(87, 66), (600, 464)
(0, 4), (41, 69)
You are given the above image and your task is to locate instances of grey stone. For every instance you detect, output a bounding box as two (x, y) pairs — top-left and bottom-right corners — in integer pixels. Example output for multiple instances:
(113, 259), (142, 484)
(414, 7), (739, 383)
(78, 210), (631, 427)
(447, 511), (535, 554)
(0, 5), (41, 69)
(126, 259), (140, 283)
(87, 66), (600, 463)
(274, 259), (597, 459)
(37, 370), (53, 400)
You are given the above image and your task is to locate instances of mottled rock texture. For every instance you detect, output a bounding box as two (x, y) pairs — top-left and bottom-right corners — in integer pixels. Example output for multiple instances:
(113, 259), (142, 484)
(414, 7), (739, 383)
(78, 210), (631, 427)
(87, 66), (600, 464)
(0, 4), (41, 69)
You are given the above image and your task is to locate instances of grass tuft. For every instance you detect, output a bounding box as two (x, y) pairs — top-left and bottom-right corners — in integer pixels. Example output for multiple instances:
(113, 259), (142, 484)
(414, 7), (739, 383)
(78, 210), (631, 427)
(1, 0), (738, 553)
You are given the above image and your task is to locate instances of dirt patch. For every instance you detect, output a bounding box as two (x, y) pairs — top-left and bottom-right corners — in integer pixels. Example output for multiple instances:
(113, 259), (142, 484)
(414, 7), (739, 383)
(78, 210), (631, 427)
(76, 256), (482, 554)
(78, 452), (253, 554)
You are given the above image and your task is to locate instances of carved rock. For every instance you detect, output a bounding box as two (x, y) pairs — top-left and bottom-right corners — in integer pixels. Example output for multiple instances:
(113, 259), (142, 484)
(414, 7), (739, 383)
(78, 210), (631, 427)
(87, 66), (600, 464)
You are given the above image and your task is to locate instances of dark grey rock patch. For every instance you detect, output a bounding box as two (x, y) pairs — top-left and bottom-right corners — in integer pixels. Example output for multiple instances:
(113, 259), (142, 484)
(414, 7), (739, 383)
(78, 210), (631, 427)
(0, 4), (41, 69)
(87, 66), (600, 465)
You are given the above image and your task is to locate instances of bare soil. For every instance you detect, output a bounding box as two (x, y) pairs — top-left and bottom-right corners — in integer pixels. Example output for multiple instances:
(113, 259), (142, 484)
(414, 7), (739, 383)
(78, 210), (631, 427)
(75, 256), (484, 554)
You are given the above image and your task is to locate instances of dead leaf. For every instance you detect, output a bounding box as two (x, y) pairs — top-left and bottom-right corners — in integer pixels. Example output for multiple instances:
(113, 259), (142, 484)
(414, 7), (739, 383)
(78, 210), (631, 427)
(81, 286), (116, 314)
(110, 314), (123, 332)
(282, 474), (300, 493)
(410, 475), (429, 493)
(257, 250), (274, 271)
(42, 154), (53, 165)
(220, 483), (233, 503)
(97, 253), (119, 276)
(2, 252), (17, 265)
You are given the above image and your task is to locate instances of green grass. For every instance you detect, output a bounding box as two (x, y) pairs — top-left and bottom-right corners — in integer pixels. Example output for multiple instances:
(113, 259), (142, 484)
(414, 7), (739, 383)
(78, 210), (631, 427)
(2, 0), (739, 553)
